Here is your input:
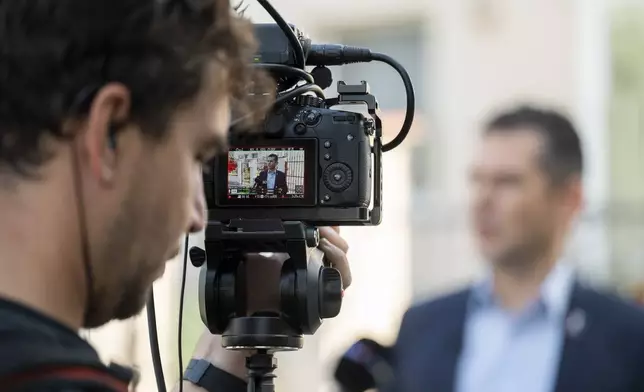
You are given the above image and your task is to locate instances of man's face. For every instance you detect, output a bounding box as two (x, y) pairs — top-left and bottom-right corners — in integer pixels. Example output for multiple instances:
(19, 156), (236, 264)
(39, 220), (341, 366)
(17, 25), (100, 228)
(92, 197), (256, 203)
(267, 156), (277, 170)
(83, 72), (229, 327)
(469, 129), (575, 268)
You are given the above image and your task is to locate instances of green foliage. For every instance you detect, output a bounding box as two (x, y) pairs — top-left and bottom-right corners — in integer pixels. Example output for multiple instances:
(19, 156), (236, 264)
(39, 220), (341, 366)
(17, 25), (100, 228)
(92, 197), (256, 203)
(180, 291), (204, 370)
(609, 5), (644, 288)
(612, 7), (644, 93)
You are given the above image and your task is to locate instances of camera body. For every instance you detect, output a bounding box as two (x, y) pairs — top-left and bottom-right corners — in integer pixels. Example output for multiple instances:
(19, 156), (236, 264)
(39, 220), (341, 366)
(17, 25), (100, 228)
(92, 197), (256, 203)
(205, 82), (381, 226)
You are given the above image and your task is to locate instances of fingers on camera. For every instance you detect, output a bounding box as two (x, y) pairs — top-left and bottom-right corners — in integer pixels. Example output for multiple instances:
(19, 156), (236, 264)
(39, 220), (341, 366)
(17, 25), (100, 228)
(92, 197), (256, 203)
(319, 239), (352, 289)
(320, 227), (349, 253)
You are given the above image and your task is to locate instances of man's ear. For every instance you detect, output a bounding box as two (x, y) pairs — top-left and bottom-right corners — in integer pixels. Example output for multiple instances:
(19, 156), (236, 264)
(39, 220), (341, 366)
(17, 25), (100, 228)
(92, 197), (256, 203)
(83, 83), (131, 184)
(562, 175), (584, 216)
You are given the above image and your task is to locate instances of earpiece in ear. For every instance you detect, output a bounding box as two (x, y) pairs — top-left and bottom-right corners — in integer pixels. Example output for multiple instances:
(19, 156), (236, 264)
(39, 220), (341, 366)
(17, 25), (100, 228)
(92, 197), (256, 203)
(107, 124), (117, 150)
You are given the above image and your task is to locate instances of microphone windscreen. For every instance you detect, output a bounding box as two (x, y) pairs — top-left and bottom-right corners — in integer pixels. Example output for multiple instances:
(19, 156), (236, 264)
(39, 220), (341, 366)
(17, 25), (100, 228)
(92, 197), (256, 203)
(333, 338), (392, 392)
(335, 356), (375, 392)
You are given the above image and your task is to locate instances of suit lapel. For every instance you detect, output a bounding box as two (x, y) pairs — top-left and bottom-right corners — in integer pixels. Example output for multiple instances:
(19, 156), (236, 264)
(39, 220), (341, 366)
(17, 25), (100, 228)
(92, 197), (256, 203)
(444, 302), (467, 392)
(554, 282), (592, 392)
(425, 291), (468, 392)
(397, 291), (468, 392)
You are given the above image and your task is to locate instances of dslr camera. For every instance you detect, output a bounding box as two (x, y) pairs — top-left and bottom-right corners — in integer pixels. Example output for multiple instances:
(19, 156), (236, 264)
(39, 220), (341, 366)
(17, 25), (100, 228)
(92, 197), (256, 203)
(204, 24), (388, 227)
(205, 80), (378, 226)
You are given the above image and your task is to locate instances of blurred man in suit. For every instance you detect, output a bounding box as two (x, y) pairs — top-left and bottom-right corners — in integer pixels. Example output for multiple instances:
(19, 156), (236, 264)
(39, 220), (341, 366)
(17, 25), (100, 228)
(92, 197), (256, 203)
(391, 105), (644, 392)
(254, 153), (288, 195)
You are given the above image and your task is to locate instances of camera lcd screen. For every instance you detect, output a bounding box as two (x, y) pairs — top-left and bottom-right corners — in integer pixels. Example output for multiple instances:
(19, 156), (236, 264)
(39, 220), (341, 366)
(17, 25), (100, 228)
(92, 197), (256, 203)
(217, 140), (317, 207)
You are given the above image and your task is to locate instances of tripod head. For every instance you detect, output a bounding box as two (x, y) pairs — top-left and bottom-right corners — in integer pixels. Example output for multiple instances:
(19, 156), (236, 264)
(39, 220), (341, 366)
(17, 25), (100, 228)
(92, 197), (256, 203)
(189, 220), (343, 391)
(189, 219), (343, 352)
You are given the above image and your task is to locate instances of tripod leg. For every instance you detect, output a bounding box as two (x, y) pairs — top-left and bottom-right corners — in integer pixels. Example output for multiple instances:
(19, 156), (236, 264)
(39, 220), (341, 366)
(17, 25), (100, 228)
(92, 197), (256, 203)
(247, 374), (275, 392)
(247, 352), (277, 392)
(259, 374), (275, 392)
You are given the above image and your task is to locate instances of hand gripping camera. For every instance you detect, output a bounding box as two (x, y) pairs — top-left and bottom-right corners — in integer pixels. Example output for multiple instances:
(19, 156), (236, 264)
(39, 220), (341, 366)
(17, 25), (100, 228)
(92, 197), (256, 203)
(186, 1), (415, 390)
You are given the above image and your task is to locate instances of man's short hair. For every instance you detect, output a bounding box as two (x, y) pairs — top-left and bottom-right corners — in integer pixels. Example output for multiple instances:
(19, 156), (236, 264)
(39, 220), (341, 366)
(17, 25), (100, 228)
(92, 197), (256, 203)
(267, 154), (278, 162)
(484, 105), (583, 186)
(0, 0), (272, 178)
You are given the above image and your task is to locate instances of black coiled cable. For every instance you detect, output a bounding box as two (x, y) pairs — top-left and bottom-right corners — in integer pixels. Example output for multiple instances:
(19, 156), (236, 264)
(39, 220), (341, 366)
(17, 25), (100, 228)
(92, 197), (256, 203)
(147, 288), (167, 392)
(177, 235), (190, 392)
(369, 52), (415, 152)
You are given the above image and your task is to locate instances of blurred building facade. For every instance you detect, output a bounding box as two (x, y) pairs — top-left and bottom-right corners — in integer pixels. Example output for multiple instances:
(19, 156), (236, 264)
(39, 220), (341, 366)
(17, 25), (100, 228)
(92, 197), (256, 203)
(83, 0), (644, 391)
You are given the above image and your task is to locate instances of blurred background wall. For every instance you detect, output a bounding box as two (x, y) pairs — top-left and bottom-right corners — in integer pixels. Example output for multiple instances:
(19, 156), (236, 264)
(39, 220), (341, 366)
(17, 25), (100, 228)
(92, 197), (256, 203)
(83, 0), (644, 391)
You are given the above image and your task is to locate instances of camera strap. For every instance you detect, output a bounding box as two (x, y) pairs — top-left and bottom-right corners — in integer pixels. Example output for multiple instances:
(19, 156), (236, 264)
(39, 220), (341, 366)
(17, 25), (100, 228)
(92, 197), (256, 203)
(1, 364), (130, 391)
(0, 342), (134, 391)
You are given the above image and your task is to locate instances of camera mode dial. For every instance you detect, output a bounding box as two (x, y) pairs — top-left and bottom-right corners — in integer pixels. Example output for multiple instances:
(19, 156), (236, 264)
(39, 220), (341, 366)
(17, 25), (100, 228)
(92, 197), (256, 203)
(295, 95), (324, 108)
(323, 162), (353, 192)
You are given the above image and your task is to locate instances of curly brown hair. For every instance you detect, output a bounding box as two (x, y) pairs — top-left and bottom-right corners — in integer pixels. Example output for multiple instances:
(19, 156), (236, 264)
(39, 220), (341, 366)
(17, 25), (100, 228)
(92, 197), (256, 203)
(0, 0), (274, 177)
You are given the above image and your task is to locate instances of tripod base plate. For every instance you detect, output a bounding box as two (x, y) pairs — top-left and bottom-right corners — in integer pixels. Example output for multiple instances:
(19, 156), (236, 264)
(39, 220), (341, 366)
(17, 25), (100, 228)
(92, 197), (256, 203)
(222, 317), (303, 351)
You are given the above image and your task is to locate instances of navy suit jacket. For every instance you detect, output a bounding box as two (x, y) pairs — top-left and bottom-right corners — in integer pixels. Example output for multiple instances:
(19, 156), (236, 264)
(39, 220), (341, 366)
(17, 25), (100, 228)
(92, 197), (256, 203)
(391, 283), (644, 392)
(255, 170), (288, 194)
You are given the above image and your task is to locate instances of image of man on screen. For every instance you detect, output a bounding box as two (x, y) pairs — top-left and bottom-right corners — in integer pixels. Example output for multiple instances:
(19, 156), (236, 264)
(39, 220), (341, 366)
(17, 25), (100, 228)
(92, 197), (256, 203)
(254, 153), (288, 196)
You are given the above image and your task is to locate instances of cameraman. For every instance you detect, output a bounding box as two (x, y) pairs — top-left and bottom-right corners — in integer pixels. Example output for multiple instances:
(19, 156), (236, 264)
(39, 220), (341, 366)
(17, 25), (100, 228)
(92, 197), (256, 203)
(0, 1), (352, 391)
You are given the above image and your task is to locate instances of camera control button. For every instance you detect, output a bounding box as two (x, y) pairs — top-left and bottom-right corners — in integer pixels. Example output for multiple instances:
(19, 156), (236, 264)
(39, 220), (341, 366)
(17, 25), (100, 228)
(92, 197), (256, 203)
(324, 141), (331, 148)
(303, 110), (322, 126)
(319, 268), (343, 319)
(294, 123), (307, 135)
(323, 163), (353, 192)
(324, 153), (331, 160)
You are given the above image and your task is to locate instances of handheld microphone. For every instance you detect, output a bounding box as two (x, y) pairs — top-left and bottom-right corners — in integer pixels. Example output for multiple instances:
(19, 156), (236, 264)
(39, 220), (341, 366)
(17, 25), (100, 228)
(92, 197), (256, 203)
(333, 338), (394, 392)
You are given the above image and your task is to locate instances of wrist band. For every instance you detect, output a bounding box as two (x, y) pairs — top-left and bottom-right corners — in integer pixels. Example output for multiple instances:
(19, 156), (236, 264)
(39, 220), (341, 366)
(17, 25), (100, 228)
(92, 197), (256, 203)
(183, 359), (246, 392)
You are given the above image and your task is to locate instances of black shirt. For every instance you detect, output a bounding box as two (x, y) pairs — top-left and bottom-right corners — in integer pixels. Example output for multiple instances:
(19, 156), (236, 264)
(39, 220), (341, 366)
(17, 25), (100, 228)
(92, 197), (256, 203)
(0, 298), (245, 392)
(0, 297), (131, 391)
(0, 297), (100, 359)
